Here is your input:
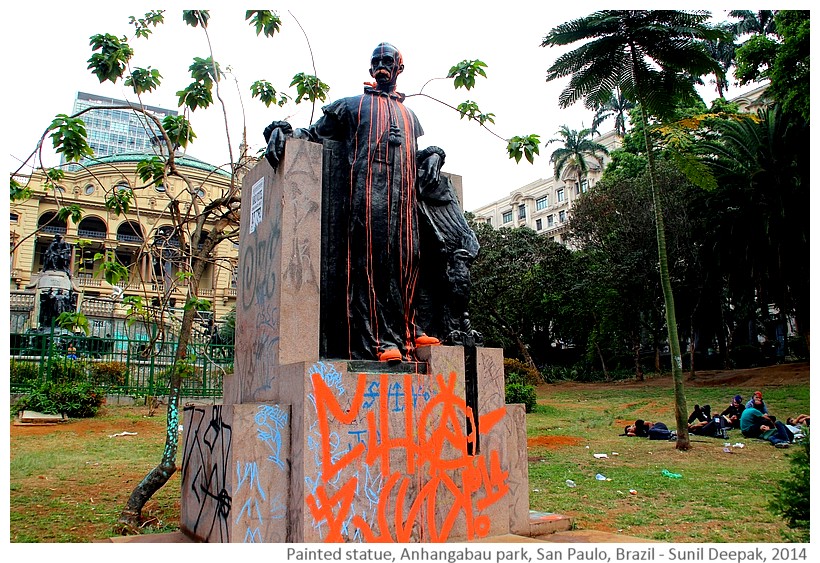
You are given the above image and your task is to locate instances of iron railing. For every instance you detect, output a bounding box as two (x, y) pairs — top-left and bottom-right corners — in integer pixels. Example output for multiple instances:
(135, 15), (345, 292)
(9, 327), (233, 398)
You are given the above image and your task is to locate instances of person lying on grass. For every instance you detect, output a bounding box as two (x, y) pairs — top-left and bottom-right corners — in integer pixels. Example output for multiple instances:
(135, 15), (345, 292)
(623, 419), (672, 439)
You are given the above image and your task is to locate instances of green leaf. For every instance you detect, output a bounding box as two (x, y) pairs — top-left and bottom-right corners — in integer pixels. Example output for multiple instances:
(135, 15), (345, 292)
(176, 82), (213, 111)
(56, 204), (84, 225)
(136, 156), (166, 186)
(49, 115), (93, 162)
(182, 10), (210, 28)
(10, 178), (32, 202)
(447, 60), (488, 91)
(105, 188), (133, 215)
(245, 10), (282, 37)
(87, 33), (134, 84)
(184, 297), (211, 312)
(290, 73), (330, 105)
(125, 67), (162, 94)
(56, 312), (90, 336)
(251, 80), (290, 107)
(129, 10), (165, 39)
(507, 134), (541, 164)
(162, 115), (196, 148)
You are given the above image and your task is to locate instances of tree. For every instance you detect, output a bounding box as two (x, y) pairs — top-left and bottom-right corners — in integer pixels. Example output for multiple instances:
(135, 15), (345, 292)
(697, 105), (810, 350)
(591, 88), (634, 137)
(9, 9), (304, 532)
(469, 223), (569, 370)
(542, 10), (727, 450)
(729, 10), (778, 37)
(733, 10), (810, 123)
(702, 22), (738, 98)
(546, 125), (609, 184)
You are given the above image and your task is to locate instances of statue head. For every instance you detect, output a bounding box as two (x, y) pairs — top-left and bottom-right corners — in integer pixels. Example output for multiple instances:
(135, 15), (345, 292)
(369, 43), (403, 92)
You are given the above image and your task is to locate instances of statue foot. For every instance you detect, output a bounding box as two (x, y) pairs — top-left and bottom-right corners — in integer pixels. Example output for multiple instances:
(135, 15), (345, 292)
(415, 334), (441, 347)
(377, 348), (402, 363)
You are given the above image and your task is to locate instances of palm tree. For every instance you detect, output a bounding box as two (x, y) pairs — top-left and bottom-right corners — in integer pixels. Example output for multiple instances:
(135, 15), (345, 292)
(591, 88), (634, 136)
(703, 22), (738, 98)
(547, 125), (609, 185)
(729, 10), (778, 37)
(542, 10), (727, 451)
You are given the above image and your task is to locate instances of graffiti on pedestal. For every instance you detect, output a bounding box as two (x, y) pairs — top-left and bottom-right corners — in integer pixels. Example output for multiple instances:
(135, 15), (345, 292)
(181, 405), (233, 542)
(305, 369), (509, 542)
(234, 404), (290, 542)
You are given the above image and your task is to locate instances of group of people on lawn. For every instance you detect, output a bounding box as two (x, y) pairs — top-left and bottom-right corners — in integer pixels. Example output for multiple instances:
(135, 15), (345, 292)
(624, 391), (809, 448)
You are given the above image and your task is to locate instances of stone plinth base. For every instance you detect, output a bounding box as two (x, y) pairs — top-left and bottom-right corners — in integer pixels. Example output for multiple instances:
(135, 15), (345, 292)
(180, 346), (529, 543)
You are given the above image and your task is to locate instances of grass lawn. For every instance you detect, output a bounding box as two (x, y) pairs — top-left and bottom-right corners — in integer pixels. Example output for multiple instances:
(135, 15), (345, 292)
(526, 364), (810, 542)
(8, 363), (809, 543)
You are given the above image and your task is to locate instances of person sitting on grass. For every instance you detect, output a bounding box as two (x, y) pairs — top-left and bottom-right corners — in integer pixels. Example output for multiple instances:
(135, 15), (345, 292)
(746, 391), (769, 416)
(719, 395), (746, 429)
(740, 402), (793, 448)
(687, 404), (727, 437)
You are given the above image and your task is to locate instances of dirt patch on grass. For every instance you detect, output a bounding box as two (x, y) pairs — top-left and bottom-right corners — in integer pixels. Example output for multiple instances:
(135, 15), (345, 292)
(527, 435), (584, 449)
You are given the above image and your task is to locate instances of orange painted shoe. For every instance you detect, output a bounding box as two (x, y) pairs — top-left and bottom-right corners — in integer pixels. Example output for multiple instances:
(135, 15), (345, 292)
(415, 334), (441, 347)
(378, 348), (402, 362)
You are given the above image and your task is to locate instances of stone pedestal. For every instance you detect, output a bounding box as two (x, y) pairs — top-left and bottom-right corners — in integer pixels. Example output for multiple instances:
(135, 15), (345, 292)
(180, 140), (530, 543)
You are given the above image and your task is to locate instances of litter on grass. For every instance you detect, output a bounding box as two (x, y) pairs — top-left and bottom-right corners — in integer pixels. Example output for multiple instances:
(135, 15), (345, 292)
(108, 431), (138, 438)
(593, 453), (608, 459)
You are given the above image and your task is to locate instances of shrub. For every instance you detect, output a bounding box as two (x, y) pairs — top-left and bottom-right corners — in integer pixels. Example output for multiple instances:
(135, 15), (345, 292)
(10, 359), (40, 387)
(12, 381), (105, 418)
(769, 433), (810, 541)
(89, 361), (128, 387)
(505, 382), (537, 413)
(48, 358), (90, 384)
(503, 358), (541, 385)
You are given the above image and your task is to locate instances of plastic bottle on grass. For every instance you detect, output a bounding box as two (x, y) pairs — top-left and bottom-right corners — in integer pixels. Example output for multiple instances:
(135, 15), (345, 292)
(565, 479), (576, 488)
(662, 469), (682, 479)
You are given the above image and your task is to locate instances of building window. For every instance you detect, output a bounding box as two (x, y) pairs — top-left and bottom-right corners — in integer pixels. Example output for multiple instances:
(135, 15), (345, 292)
(502, 211), (513, 224)
(518, 204), (526, 220)
(536, 196), (548, 210)
(115, 182), (130, 192)
(547, 214), (554, 227)
(535, 218), (542, 231)
(578, 179), (589, 194)
(559, 210), (566, 223)
(155, 183), (166, 193)
(11, 213), (19, 224)
(84, 184), (95, 195)
(485, 216), (492, 226)
(557, 189), (565, 202)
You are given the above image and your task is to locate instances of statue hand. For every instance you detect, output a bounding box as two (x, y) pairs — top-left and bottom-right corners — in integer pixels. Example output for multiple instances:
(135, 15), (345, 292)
(264, 124), (292, 172)
(417, 153), (442, 189)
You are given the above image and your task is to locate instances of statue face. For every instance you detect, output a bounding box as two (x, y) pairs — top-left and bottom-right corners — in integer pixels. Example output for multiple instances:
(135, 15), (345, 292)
(369, 43), (403, 91)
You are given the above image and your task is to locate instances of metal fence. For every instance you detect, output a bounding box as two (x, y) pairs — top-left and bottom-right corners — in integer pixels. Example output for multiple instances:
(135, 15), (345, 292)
(9, 327), (232, 398)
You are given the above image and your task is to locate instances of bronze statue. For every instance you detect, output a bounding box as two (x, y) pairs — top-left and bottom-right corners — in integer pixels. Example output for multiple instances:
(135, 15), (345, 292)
(42, 234), (71, 276)
(265, 43), (478, 362)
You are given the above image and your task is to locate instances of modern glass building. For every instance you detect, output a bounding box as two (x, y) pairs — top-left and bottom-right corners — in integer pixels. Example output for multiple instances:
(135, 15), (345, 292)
(65, 92), (178, 165)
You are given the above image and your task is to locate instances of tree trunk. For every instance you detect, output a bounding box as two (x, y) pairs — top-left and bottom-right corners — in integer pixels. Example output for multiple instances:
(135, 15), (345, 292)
(595, 341), (609, 381)
(639, 103), (690, 451)
(688, 320), (696, 380)
(117, 240), (214, 532)
(633, 335), (644, 382)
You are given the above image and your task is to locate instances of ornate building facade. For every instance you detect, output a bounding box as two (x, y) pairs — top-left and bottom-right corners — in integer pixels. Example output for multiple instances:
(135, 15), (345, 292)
(10, 153), (239, 338)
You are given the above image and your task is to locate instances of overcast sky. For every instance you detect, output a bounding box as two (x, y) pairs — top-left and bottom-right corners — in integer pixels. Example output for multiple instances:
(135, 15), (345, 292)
(5, 3), (774, 210)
